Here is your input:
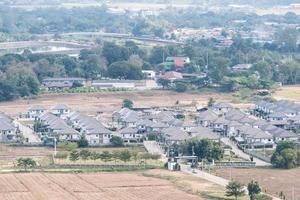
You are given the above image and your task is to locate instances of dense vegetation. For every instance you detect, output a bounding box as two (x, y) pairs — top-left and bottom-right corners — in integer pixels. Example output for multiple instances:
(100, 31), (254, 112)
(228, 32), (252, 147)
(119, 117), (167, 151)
(271, 141), (300, 169)
(2, 29), (300, 101)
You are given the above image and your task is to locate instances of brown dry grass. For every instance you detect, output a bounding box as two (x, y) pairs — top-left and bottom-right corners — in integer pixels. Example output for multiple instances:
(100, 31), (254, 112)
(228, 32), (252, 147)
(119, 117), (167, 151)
(0, 90), (242, 118)
(273, 85), (300, 103)
(0, 172), (203, 200)
(215, 167), (300, 200)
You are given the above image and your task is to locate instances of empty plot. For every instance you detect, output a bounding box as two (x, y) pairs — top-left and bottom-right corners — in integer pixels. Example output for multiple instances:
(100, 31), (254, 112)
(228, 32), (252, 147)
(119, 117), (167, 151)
(0, 173), (202, 200)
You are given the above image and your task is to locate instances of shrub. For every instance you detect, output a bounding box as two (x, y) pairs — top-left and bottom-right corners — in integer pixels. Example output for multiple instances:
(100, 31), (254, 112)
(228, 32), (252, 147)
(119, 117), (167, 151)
(54, 152), (68, 159)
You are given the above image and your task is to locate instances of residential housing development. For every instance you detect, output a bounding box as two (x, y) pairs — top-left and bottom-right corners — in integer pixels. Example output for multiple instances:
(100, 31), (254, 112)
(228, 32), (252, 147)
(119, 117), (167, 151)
(9, 100), (300, 152)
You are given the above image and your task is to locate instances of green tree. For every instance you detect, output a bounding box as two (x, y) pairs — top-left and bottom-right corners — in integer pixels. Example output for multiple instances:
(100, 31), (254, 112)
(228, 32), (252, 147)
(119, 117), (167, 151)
(271, 141), (298, 169)
(248, 180), (261, 200)
(122, 99), (133, 109)
(77, 135), (89, 148)
(275, 28), (299, 52)
(119, 150), (131, 163)
(69, 150), (80, 162)
(107, 61), (143, 80)
(251, 61), (272, 81)
(157, 78), (171, 89)
(110, 136), (124, 147)
(226, 180), (246, 200)
(102, 42), (129, 65)
(174, 82), (188, 93)
(207, 97), (215, 107)
(180, 139), (224, 162)
(17, 158), (37, 171)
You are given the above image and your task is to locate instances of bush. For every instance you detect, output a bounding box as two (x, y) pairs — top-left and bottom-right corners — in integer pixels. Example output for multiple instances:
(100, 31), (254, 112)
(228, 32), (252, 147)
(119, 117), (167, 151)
(54, 152), (68, 159)
(17, 158), (37, 171)
(79, 149), (91, 160)
(57, 141), (78, 151)
(122, 99), (133, 108)
(174, 82), (188, 93)
(110, 136), (124, 147)
(253, 194), (272, 200)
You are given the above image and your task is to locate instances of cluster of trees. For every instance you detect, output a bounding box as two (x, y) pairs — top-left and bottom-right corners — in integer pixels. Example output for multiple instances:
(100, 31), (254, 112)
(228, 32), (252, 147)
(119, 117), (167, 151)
(271, 141), (300, 169)
(179, 139), (224, 162)
(0, 5), (166, 42)
(67, 149), (161, 163)
(226, 180), (271, 200)
(16, 157), (37, 171)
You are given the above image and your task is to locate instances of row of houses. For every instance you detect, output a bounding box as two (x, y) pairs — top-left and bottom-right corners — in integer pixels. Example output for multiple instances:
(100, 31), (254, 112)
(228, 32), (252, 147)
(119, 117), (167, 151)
(35, 105), (111, 146)
(111, 107), (220, 144)
(20, 104), (71, 121)
(197, 103), (299, 149)
(254, 100), (300, 130)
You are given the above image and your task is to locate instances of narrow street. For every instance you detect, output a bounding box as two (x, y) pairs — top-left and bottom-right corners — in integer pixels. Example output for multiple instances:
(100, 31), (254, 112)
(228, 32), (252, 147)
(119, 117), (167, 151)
(14, 121), (42, 144)
(221, 137), (271, 166)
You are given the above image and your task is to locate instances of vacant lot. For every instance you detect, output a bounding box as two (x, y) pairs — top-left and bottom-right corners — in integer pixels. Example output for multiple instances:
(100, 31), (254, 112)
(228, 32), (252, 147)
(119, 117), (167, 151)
(0, 145), (53, 168)
(0, 90), (249, 118)
(215, 168), (300, 200)
(0, 172), (204, 200)
(273, 85), (300, 102)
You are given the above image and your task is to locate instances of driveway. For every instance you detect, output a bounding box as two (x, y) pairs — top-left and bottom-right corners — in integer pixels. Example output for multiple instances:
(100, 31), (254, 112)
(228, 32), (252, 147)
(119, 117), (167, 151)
(14, 121), (42, 144)
(143, 141), (167, 162)
(221, 137), (270, 166)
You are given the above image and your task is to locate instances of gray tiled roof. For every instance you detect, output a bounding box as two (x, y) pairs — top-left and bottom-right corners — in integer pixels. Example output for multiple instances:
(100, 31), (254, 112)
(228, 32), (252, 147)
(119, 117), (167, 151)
(0, 120), (15, 131)
(162, 127), (189, 141)
(52, 104), (70, 110)
(197, 109), (219, 121)
(29, 105), (46, 111)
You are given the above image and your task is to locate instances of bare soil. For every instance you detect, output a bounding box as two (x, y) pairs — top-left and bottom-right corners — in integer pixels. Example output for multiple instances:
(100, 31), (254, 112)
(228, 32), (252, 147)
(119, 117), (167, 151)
(0, 90), (244, 118)
(215, 167), (300, 200)
(0, 171), (203, 200)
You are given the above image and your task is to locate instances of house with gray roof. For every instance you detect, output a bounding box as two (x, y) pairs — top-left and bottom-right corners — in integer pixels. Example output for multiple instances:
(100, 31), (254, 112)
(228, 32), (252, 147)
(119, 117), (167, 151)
(19, 105), (46, 120)
(38, 113), (80, 142)
(212, 102), (233, 114)
(51, 104), (71, 119)
(189, 127), (219, 141)
(211, 117), (229, 134)
(112, 108), (141, 128)
(117, 127), (143, 143)
(0, 114), (17, 142)
(235, 125), (274, 148)
(68, 112), (111, 145)
(162, 127), (190, 144)
(260, 124), (299, 143)
(196, 109), (219, 127)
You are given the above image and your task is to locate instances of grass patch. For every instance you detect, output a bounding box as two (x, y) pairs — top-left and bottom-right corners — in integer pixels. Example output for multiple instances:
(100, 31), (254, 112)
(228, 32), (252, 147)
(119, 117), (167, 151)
(200, 191), (248, 200)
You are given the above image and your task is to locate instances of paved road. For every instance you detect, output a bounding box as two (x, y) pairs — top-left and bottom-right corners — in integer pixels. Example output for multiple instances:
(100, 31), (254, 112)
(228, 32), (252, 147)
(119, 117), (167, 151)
(221, 137), (270, 167)
(14, 121), (42, 144)
(181, 164), (229, 187)
(143, 141), (167, 162)
(181, 165), (281, 200)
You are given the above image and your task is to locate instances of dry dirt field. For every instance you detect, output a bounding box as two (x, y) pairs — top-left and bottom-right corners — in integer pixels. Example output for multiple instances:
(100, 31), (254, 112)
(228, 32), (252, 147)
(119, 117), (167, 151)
(0, 145), (53, 168)
(0, 90), (247, 118)
(0, 171), (207, 200)
(215, 168), (300, 200)
(273, 85), (300, 103)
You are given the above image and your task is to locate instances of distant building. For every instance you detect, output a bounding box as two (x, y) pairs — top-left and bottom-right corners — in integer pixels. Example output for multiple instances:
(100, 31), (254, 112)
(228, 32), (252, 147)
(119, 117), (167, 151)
(142, 70), (156, 79)
(165, 57), (190, 70)
(42, 78), (86, 90)
(0, 113), (17, 142)
(159, 71), (183, 81)
(231, 64), (252, 72)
